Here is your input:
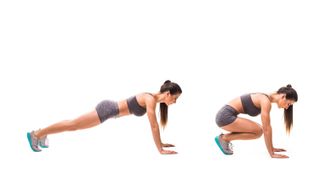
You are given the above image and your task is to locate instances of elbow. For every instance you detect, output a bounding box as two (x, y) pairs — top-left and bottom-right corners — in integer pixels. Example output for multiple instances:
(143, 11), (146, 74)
(150, 122), (159, 131)
(262, 125), (272, 134)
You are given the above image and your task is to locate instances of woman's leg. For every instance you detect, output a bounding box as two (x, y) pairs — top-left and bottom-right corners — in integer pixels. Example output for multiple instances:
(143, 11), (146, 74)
(215, 117), (263, 155)
(34, 110), (101, 139)
(221, 117), (263, 141)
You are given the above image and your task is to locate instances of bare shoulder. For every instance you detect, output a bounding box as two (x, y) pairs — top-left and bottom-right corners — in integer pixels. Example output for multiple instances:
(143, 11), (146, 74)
(255, 93), (271, 110)
(137, 93), (156, 105)
(253, 93), (268, 99)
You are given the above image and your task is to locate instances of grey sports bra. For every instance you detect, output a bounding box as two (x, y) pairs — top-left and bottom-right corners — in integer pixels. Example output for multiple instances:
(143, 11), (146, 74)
(240, 94), (261, 116)
(127, 96), (147, 116)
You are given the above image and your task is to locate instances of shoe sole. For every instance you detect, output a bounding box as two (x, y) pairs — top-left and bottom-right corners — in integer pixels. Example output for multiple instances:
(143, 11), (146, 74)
(214, 136), (232, 155)
(39, 144), (49, 148)
(27, 132), (41, 152)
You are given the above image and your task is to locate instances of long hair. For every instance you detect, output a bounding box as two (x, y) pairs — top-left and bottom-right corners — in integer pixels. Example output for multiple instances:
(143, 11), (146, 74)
(159, 80), (182, 128)
(277, 84), (298, 133)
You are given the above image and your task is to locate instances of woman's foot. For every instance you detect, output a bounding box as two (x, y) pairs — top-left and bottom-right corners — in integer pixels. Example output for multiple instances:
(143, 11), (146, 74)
(27, 131), (41, 152)
(215, 134), (233, 155)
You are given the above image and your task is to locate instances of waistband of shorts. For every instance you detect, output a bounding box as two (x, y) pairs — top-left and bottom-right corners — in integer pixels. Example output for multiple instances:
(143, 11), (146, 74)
(223, 105), (240, 115)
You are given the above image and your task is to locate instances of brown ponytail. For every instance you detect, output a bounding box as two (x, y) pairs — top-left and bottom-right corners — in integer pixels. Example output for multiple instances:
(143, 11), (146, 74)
(160, 103), (168, 128)
(277, 84), (298, 133)
(284, 105), (293, 133)
(159, 80), (182, 128)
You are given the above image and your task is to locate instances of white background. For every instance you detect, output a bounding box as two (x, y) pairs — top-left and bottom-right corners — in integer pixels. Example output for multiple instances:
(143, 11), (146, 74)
(1, 1), (319, 179)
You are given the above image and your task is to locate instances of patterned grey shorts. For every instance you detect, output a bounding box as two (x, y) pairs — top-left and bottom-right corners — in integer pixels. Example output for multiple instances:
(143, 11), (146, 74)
(95, 100), (119, 123)
(215, 105), (239, 127)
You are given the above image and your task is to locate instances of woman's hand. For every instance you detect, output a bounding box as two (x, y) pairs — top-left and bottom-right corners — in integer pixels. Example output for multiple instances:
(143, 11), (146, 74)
(271, 153), (289, 158)
(160, 149), (177, 155)
(162, 143), (175, 147)
(271, 147), (289, 158)
(273, 148), (286, 152)
(159, 143), (177, 154)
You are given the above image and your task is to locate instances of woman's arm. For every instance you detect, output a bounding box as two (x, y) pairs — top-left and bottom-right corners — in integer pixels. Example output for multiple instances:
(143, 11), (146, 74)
(260, 97), (288, 158)
(144, 95), (177, 155)
(260, 100), (273, 156)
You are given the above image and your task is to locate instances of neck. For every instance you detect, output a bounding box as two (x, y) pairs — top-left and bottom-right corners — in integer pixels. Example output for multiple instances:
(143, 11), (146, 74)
(269, 92), (281, 103)
(154, 92), (166, 103)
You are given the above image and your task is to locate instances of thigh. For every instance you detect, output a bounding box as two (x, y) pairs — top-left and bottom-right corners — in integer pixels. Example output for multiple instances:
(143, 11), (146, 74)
(222, 117), (262, 133)
(72, 110), (101, 130)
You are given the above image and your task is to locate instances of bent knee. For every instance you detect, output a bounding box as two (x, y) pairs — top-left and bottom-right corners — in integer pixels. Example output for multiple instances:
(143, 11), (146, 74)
(254, 127), (263, 138)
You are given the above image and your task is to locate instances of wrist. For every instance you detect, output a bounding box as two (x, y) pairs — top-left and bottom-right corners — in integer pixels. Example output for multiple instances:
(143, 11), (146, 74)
(269, 151), (275, 156)
(268, 148), (274, 155)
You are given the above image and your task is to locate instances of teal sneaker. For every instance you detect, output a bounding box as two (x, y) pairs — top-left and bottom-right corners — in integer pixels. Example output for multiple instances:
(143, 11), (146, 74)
(27, 131), (41, 152)
(215, 134), (233, 155)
